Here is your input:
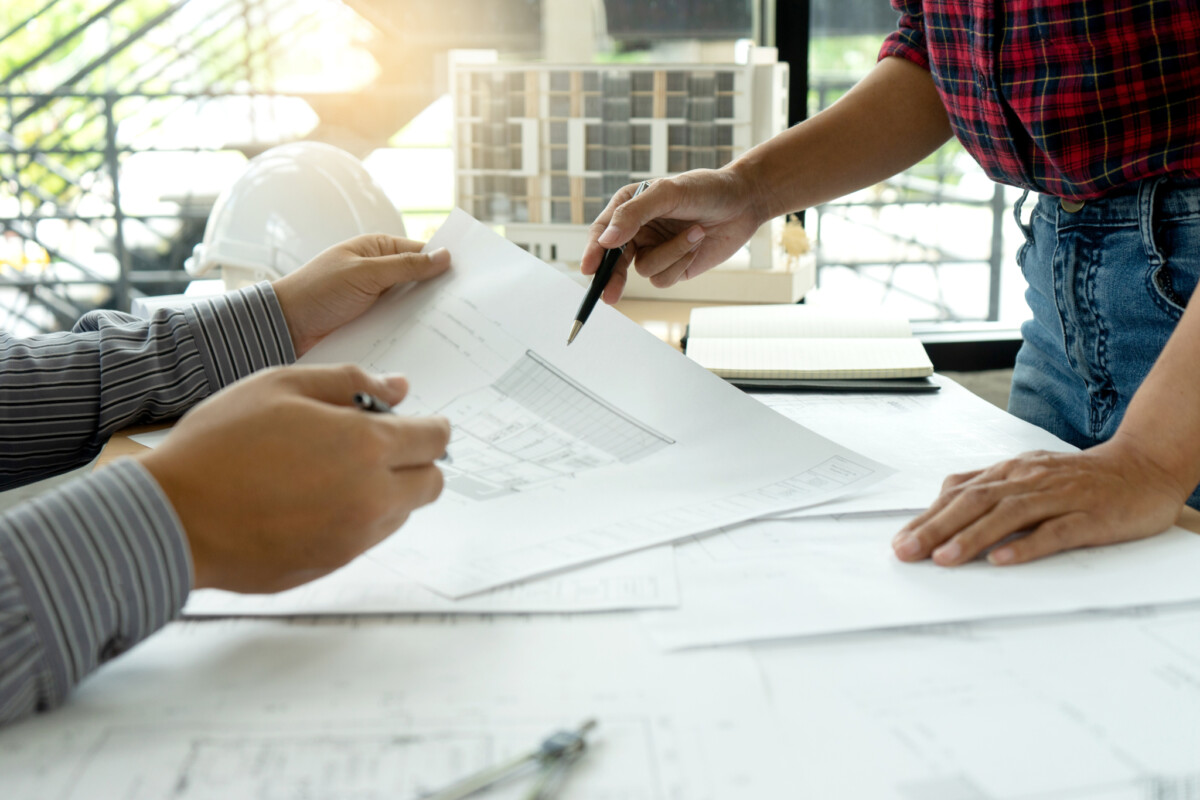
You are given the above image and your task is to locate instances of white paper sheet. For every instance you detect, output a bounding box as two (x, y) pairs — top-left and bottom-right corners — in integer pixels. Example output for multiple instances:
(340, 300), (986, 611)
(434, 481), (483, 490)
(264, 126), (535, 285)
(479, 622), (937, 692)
(760, 374), (1077, 518)
(644, 512), (1200, 649)
(751, 605), (1200, 799)
(0, 617), (790, 799)
(183, 545), (679, 616)
(299, 209), (892, 597)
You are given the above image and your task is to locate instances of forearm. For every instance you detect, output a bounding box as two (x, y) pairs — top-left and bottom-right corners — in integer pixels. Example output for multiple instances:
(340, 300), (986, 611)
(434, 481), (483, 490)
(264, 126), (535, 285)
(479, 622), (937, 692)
(732, 56), (953, 222)
(0, 460), (190, 725)
(1110, 298), (1200, 501)
(0, 284), (294, 490)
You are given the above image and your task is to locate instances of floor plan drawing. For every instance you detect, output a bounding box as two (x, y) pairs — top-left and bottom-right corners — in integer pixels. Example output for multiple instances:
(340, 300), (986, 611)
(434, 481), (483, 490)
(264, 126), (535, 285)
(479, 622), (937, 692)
(441, 351), (674, 499)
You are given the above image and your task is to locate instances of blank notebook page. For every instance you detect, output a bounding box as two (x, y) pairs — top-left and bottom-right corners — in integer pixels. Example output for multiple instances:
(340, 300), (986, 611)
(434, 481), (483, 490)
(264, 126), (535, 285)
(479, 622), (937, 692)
(687, 337), (934, 380)
(688, 305), (913, 339)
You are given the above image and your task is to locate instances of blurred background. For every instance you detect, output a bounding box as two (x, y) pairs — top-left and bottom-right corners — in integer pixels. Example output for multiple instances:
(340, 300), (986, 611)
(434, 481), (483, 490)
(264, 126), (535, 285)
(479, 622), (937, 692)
(0, 0), (1027, 338)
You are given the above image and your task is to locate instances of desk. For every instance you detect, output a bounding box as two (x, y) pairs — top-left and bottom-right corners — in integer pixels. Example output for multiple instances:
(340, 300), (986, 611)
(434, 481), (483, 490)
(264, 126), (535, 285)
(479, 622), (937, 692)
(19, 367), (1200, 797)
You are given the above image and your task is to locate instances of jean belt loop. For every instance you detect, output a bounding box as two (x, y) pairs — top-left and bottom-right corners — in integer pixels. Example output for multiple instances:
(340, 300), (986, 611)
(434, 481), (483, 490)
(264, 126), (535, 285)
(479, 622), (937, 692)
(1136, 176), (1168, 266)
(1013, 188), (1034, 243)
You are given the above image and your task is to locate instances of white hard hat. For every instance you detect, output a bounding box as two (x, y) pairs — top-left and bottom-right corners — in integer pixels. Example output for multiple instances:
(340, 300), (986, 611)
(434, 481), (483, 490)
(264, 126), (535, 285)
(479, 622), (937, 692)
(186, 141), (405, 285)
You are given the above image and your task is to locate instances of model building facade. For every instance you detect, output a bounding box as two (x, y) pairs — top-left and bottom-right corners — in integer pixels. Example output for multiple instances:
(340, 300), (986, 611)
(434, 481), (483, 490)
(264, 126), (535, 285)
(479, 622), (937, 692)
(450, 50), (789, 267)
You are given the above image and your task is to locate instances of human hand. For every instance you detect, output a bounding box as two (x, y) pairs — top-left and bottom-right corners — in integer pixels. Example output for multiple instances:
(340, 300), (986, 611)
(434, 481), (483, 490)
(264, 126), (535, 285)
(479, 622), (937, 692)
(581, 168), (768, 303)
(137, 365), (450, 593)
(273, 234), (451, 357)
(891, 437), (1190, 567)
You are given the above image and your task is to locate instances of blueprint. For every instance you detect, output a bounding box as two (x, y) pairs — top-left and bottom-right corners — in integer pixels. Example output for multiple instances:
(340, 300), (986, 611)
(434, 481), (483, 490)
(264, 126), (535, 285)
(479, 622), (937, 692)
(183, 545), (678, 616)
(0, 617), (790, 799)
(299, 209), (893, 597)
(752, 605), (1200, 799)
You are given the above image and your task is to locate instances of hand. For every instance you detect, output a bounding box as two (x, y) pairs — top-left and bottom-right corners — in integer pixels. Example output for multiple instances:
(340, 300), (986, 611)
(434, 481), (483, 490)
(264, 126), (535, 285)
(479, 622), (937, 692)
(581, 168), (768, 303)
(891, 437), (1190, 567)
(137, 365), (450, 593)
(272, 234), (451, 357)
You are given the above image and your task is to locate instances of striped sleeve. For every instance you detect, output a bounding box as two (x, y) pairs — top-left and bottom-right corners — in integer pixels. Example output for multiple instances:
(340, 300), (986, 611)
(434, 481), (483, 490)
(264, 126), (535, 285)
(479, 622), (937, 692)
(0, 283), (294, 491)
(0, 459), (190, 724)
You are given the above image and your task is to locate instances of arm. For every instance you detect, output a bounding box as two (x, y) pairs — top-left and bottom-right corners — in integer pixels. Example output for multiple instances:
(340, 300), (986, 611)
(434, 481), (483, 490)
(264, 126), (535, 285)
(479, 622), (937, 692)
(0, 285), (294, 491)
(893, 298), (1200, 566)
(0, 285), (289, 723)
(0, 237), (451, 724)
(581, 55), (952, 301)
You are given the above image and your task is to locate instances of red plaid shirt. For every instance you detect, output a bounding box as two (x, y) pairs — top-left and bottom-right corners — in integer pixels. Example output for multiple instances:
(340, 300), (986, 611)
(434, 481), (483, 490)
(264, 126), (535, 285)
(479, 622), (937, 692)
(881, 1), (1200, 201)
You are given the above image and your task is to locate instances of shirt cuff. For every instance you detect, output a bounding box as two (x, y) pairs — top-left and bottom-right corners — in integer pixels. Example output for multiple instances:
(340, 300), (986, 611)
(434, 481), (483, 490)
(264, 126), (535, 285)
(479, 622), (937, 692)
(0, 459), (191, 713)
(184, 282), (296, 391)
(879, 28), (930, 71)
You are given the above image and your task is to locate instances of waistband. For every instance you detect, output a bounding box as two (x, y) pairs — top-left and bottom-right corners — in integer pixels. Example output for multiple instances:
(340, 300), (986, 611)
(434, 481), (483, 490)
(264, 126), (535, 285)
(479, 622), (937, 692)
(1035, 176), (1200, 223)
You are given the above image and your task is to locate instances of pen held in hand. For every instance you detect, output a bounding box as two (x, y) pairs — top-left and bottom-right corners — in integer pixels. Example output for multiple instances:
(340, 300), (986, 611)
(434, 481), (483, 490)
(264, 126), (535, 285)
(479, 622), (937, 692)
(568, 179), (651, 345)
(352, 392), (453, 464)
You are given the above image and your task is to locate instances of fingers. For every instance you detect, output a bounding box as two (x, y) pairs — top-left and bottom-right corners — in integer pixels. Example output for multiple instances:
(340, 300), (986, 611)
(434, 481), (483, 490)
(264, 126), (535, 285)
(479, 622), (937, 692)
(987, 512), (1090, 565)
(598, 181), (677, 249)
(364, 246), (451, 289)
(348, 234), (426, 257)
(633, 225), (707, 285)
(582, 185), (638, 276)
(276, 364), (410, 408)
(371, 415), (452, 470)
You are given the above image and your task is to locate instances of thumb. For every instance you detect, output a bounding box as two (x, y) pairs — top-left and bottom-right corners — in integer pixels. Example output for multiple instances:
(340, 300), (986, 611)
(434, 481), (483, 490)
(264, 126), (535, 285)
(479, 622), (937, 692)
(275, 364), (410, 408)
(364, 247), (451, 292)
(597, 181), (678, 248)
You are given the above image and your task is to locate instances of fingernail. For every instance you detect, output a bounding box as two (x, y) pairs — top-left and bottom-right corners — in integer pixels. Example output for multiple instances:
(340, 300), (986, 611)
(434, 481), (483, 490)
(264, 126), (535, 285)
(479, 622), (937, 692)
(428, 247), (450, 265)
(989, 547), (1014, 565)
(687, 226), (705, 244)
(933, 541), (961, 564)
(598, 226), (619, 246)
(895, 535), (921, 559)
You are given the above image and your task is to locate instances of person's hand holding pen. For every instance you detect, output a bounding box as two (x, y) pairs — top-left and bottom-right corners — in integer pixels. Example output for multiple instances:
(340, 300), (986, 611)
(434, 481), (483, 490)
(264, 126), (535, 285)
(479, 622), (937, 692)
(139, 366), (450, 594)
(578, 167), (771, 304)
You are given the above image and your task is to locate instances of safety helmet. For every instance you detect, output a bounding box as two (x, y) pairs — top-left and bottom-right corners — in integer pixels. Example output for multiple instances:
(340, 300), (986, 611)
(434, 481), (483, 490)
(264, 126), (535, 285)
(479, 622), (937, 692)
(186, 141), (405, 287)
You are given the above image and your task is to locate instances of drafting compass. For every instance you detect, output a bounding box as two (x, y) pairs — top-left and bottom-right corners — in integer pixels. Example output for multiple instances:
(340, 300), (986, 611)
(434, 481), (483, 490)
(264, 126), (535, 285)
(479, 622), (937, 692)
(420, 719), (598, 800)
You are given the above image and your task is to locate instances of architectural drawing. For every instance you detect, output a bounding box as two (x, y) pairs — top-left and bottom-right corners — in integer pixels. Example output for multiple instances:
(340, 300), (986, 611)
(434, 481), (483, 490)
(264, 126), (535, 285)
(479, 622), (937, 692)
(441, 351), (674, 499)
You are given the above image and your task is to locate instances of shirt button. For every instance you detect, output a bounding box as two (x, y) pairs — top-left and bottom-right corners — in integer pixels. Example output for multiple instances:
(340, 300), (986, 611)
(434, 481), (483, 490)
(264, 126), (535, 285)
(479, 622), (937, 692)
(1060, 198), (1085, 213)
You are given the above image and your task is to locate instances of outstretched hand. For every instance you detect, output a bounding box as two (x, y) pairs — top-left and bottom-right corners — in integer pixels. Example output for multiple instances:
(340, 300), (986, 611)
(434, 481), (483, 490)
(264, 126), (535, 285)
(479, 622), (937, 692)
(891, 437), (1190, 566)
(273, 234), (451, 357)
(580, 169), (768, 303)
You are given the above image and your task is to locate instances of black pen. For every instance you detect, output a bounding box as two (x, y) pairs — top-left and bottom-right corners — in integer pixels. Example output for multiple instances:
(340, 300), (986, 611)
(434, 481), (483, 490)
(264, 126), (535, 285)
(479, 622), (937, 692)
(352, 392), (452, 464)
(568, 179), (651, 345)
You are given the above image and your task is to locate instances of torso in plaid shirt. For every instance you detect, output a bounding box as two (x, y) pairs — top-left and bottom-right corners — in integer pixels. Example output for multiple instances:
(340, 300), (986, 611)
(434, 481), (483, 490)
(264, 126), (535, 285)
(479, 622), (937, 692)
(882, 0), (1200, 201)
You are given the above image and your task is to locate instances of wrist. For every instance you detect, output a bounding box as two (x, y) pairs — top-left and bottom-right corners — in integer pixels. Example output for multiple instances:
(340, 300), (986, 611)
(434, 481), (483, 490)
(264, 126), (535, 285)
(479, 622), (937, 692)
(726, 154), (784, 226)
(1102, 431), (1193, 507)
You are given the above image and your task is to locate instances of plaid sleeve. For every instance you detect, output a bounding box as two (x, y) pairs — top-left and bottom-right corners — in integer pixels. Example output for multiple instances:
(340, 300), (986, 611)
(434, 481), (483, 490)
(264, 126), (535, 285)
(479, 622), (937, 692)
(879, 0), (930, 70)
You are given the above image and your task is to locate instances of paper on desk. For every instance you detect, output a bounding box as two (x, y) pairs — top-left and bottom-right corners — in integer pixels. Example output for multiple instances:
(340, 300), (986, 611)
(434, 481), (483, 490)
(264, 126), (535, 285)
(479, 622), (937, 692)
(758, 374), (1076, 518)
(644, 512), (1200, 649)
(751, 605), (1200, 799)
(183, 545), (678, 616)
(299, 209), (892, 597)
(0, 616), (791, 799)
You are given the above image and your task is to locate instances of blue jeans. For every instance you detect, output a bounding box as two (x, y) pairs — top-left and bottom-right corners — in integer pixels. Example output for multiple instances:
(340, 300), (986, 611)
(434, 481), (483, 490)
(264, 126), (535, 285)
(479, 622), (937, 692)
(1008, 176), (1200, 509)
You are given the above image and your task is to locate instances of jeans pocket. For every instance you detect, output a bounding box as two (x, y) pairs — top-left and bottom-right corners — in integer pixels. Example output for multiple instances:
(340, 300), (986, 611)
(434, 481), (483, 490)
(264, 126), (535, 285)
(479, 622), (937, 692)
(1145, 218), (1200, 321)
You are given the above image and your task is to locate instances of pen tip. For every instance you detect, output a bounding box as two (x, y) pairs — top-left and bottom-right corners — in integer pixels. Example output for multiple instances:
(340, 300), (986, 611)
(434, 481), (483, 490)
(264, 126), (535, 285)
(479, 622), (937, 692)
(567, 320), (582, 345)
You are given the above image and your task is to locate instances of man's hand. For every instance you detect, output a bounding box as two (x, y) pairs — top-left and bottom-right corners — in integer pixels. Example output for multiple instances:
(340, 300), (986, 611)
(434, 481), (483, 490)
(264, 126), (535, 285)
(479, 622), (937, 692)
(273, 234), (451, 357)
(891, 437), (1190, 566)
(580, 168), (767, 303)
(137, 365), (450, 593)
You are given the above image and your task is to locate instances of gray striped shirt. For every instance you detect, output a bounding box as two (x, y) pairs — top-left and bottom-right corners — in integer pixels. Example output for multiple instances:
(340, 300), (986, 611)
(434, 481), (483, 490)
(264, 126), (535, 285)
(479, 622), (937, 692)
(0, 284), (293, 724)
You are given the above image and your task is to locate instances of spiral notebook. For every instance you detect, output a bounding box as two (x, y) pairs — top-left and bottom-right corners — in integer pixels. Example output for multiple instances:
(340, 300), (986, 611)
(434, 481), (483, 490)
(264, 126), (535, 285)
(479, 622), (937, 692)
(685, 305), (934, 387)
